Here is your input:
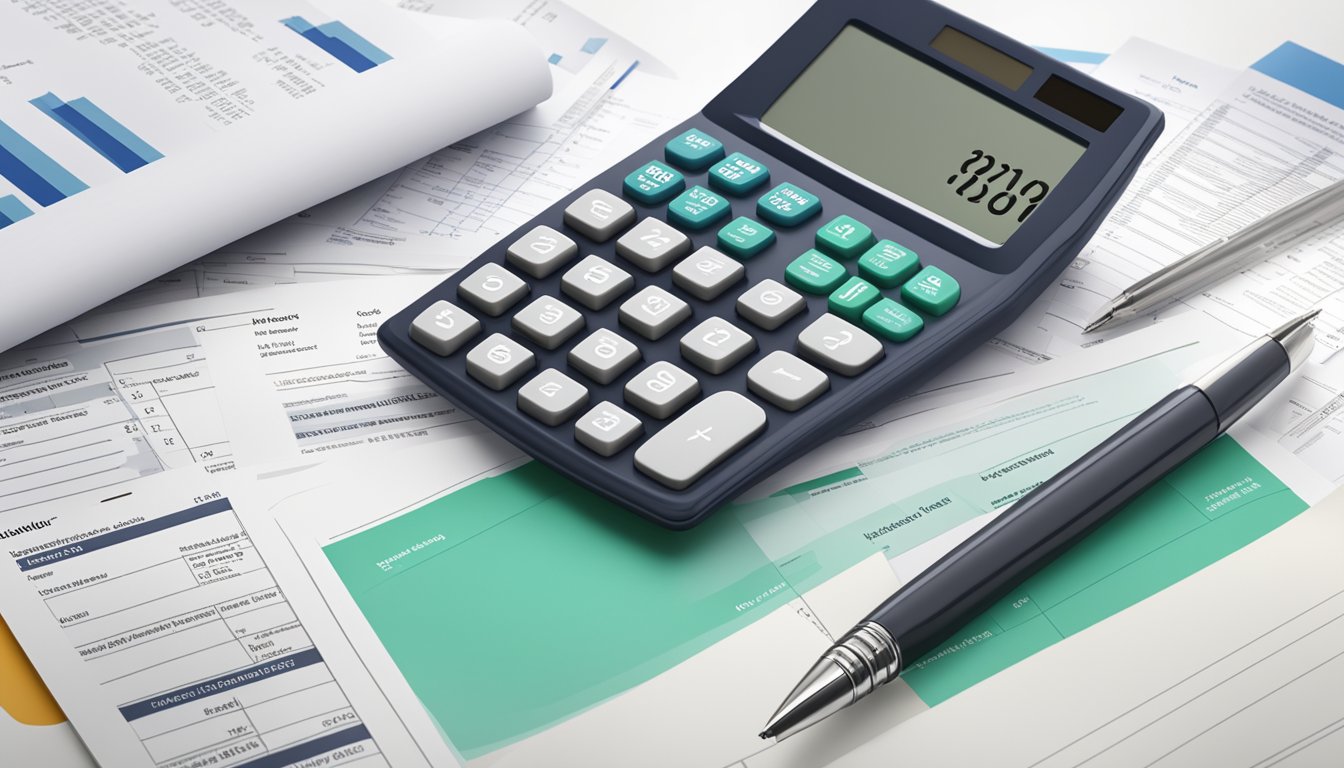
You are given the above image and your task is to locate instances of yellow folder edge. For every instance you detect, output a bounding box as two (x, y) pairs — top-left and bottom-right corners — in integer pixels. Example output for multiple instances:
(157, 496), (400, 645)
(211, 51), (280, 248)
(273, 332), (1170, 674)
(0, 615), (66, 726)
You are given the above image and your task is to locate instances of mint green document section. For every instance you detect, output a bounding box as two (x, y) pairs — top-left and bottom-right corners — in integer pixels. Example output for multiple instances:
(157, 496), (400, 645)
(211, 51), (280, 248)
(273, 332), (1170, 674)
(324, 430), (1306, 756)
(900, 437), (1307, 704)
(322, 463), (793, 758)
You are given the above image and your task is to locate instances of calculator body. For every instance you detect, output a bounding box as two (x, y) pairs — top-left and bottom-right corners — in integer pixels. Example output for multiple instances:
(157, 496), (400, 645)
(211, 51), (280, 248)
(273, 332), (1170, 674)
(379, 0), (1164, 529)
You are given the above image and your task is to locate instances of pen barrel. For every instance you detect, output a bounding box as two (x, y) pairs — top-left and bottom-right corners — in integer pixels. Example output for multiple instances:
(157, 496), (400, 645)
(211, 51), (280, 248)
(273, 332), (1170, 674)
(872, 385), (1220, 664)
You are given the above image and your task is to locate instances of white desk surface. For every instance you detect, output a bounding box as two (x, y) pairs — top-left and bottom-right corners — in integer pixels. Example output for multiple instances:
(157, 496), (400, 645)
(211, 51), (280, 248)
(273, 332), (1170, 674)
(571, 0), (1344, 77)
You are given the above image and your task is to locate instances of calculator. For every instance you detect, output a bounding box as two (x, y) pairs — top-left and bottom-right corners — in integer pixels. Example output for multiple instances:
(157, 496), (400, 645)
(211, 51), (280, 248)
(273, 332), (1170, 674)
(378, 0), (1164, 529)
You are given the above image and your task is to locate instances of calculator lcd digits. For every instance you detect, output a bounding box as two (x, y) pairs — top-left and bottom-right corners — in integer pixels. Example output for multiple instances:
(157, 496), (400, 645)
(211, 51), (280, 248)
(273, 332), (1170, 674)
(379, 0), (1164, 529)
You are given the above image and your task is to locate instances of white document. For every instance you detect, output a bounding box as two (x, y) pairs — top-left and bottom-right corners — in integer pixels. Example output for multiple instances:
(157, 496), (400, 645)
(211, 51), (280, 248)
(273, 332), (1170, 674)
(196, 277), (494, 466)
(0, 466), (435, 768)
(0, 0), (551, 351)
(0, 324), (233, 514)
(237, 312), (1323, 768)
(822, 484), (1344, 768)
(1005, 42), (1344, 360)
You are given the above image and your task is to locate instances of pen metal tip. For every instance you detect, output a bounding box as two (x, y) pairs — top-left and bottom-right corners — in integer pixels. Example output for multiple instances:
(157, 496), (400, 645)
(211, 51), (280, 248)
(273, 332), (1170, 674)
(1081, 314), (1110, 334)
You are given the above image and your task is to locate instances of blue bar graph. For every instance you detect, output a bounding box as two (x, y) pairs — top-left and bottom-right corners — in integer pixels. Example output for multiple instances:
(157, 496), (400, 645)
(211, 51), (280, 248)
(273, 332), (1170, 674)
(0, 194), (33, 230)
(30, 92), (163, 173)
(0, 119), (88, 207)
(281, 16), (392, 73)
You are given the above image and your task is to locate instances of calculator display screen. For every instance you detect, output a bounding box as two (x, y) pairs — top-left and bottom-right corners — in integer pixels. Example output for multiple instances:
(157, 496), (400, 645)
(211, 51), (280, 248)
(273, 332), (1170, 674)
(761, 25), (1085, 245)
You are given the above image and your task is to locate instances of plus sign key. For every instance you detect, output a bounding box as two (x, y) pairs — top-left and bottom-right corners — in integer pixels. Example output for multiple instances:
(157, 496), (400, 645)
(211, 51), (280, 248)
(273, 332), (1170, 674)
(634, 392), (767, 490)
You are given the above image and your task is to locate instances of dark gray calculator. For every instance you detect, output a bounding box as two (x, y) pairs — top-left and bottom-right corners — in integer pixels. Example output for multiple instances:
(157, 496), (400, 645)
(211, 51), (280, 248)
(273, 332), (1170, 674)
(379, 0), (1164, 529)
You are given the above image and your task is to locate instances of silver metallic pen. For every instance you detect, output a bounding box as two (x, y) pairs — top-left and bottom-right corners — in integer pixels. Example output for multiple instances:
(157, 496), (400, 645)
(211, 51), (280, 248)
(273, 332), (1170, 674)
(761, 309), (1319, 741)
(1084, 179), (1344, 333)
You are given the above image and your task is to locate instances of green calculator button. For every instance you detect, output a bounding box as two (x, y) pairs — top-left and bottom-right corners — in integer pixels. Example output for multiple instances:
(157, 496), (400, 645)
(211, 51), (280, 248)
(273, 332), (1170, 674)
(623, 160), (685, 205)
(827, 276), (881, 322)
(862, 299), (924, 342)
(815, 215), (875, 258)
(708, 152), (771, 195)
(667, 185), (731, 230)
(858, 240), (920, 288)
(901, 266), (961, 316)
(717, 216), (776, 259)
(664, 128), (725, 170)
(785, 249), (847, 294)
(757, 182), (821, 227)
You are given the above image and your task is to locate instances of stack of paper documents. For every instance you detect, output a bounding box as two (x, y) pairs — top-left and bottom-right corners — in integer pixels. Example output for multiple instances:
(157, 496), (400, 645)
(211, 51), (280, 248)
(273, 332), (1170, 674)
(1, 6), (1343, 767)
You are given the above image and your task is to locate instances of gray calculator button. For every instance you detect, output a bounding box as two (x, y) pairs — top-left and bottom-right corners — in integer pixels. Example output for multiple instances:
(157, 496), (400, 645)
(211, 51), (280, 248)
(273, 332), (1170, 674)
(466, 333), (535, 390)
(507, 225), (578, 278)
(634, 391), (767, 490)
(512, 295), (584, 350)
(518, 369), (589, 426)
(560, 255), (634, 310)
(736, 279), (805, 330)
(575, 401), (644, 456)
(457, 262), (528, 316)
(568, 328), (641, 384)
(747, 351), (829, 411)
(564, 189), (636, 242)
(624, 361), (700, 419)
(672, 246), (745, 300)
(409, 300), (481, 356)
(619, 285), (691, 340)
(797, 313), (884, 376)
(615, 217), (692, 272)
(680, 317), (756, 374)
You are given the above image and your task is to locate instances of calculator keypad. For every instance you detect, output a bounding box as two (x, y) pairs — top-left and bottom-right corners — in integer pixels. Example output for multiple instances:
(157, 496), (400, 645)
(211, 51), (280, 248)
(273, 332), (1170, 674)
(575, 401), (644, 456)
(736, 279), (804, 330)
(518, 368), (590, 426)
(672, 246), (744, 300)
(507, 225), (578, 278)
(633, 392), (767, 490)
(466, 333), (535, 390)
(625, 361), (700, 419)
(458, 263), (529, 316)
(679, 317), (756, 375)
(410, 301), (480, 356)
(747, 351), (829, 412)
(616, 217), (692, 271)
(797, 314), (884, 376)
(512, 296), (585, 349)
(561, 255), (633, 310)
(619, 285), (691, 340)
(399, 124), (969, 504)
(568, 328), (641, 384)
(564, 189), (636, 242)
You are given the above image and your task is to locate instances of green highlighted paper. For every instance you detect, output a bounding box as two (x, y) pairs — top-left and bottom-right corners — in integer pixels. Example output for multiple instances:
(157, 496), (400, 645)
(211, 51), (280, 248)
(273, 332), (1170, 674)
(322, 366), (1306, 758)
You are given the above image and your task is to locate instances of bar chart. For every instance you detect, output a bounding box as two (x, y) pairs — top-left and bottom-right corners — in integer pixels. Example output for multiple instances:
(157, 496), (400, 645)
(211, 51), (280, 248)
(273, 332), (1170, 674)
(30, 93), (164, 173)
(281, 16), (392, 73)
(0, 119), (88, 207)
(0, 195), (33, 230)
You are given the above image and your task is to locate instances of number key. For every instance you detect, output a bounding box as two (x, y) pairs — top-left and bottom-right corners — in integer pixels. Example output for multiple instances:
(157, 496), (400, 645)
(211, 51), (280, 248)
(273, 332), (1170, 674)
(568, 329), (640, 384)
(507, 225), (578, 278)
(458, 262), (528, 316)
(619, 285), (691, 340)
(747, 351), (829, 411)
(616, 217), (692, 272)
(624, 361), (700, 419)
(564, 189), (636, 242)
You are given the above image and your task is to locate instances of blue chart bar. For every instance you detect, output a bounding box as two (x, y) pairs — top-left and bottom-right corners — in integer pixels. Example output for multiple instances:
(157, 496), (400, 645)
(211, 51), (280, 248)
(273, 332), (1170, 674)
(0, 194), (33, 230)
(281, 16), (392, 73)
(0, 119), (88, 207)
(30, 92), (163, 173)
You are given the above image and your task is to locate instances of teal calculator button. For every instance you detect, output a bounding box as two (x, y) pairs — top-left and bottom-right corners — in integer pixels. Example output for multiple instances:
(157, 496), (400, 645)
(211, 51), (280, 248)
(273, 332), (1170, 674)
(665, 128), (725, 170)
(815, 215), (875, 258)
(862, 298), (924, 342)
(858, 240), (920, 288)
(717, 216), (776, 259)
(827, 276), (881, 322)
(785, 249), (847, 294)
(901, 266), (961, 316)
(667, 185), (731, 230)
(623, 160), (685, 205)
(757, 182), (821, 227)
(708, 152), (771, 195)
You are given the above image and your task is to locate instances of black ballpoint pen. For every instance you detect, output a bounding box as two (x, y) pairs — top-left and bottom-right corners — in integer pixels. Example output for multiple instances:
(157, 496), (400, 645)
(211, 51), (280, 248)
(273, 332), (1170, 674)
(760, 309), (1321, 741)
